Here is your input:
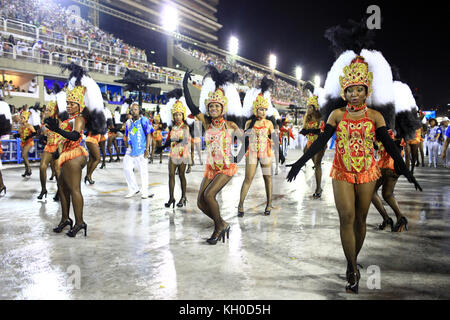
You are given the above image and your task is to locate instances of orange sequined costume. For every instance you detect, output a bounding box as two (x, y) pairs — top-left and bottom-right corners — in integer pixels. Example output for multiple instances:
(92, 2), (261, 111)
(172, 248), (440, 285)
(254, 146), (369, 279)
(169, 124), (191, 163)
(377, 130), (405, 171)
(85, 132), (101, 145)
(58, 114), (88, 167)
(279, 125), (295, 145)
(19, 126), (34, 149)
(204, 118), (237, 180)
(44, 129), (62, 153)
(330, 110), (380, 184)
(152, 124), (163, 142)
(305, 120), (325, 148)
(407, 128), (422, 145)
(246, 119), (273, 164)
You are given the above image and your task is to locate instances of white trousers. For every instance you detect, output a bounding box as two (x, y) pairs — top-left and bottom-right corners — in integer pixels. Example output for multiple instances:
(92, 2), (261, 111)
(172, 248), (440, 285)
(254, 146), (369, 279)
(428, 141), (439, 165)
(123, 153), (148, 195)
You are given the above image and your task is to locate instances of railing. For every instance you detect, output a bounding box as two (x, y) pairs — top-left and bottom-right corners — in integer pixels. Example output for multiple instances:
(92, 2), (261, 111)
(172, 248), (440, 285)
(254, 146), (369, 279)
(0, 42), (182, 85)
(0, 132), (178, 164)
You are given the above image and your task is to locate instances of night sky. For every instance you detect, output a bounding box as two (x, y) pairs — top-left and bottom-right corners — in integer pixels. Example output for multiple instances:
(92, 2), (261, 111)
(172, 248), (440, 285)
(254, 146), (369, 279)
(63, 0), (449, 112)
(216, 0), (449, 111)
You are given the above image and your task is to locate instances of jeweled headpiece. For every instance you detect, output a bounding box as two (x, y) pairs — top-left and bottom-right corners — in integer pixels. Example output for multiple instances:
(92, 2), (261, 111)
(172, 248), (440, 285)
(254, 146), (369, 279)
(154, 114), (161, 123)
(46, 101), (58, 118)
(339, 56), (373, 100)
(21, 110), (31, 122)
(252, 93), (269, 116)
(306, 95), (319, 110)
(205, 88), (228, 116)
(171, 100), (187, 120)
(66, 85), (86, 112)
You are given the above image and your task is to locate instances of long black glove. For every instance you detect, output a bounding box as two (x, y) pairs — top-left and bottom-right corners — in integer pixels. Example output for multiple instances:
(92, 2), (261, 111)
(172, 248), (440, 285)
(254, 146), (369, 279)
(38, 134), (47, 146)
(376, 126), (422, 191)
(300, 128), (320, 135)
(183, 70), (201, 116)
(44, 118), (81, 142)
(23, 131), (37, 141)
(286, 123), (335, 182)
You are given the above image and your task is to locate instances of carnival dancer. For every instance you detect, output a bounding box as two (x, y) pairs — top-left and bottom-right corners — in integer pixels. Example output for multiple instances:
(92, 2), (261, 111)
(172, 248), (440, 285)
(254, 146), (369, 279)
(372, 130), (408, 232)
(426, 118), (441, 168)
(38, 86), (66, 200)
(279, 118), (294, 162)
(238, 76), (276, 217)
(150, 113), (164, 164)
(123, 102), (154, 199)
(286, 45), (421, 294)
(45, 63), (106, 237)
(158, 88), (191, 207)
(14, 110), (36, 177)
(0, 99), (12, 196)
(300, 95), (325, 199)
(405, 127), (421, 174)
(183, 66), (243, 245)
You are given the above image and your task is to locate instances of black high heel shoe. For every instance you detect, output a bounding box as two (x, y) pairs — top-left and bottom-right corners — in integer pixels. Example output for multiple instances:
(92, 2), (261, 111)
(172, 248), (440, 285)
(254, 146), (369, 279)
(237, 205), (244, 217)
(393, 217), (408, 232)
(186, 165), (191, 174)
(53, 192), (60, 202)
(108, 158), (113, 163)
(67, 222), (87, 237)
(177, 197), (187, 207)
(49, 174), (55, 181)
(114, 157), (120, 162)
(37, 190), (48, 201)
(0, 186), (6, 196)
(165, 199), (175, 208)
(345, 272), (360, 294)
(264, 205), (271, 216)
(313, 189), (322, 199)
(53, 218), (73, 233)
(378, 217), (394, 231)
(84, 176), (95, 185)
(100, 162), (106, 169)
(206, 224), (230, 245)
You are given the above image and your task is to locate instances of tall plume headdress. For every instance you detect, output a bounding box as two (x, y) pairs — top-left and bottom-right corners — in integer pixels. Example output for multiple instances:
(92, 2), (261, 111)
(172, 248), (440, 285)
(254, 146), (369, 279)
(62, 63), (106, 134)
(317, 18), (420, 138)
(199, 65), (243, 126)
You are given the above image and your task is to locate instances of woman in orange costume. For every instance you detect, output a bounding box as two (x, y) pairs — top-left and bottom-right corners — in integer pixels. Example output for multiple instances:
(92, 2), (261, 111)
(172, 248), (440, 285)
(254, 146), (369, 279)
(238, 77), (276, 217)
(14, 110), (36, 177)
(287, 52), (421, 293)
(404, 127), (421, 174)
(150, 114), (164, 164)
(300, 95), (326, 199)
(38, 99), (63, 200)
(183, 66), (243, 245)
(45, 63), (106, 237)
(45, 85), (89, 237)
(372, 130), (408, 232)
(158, 89), (191, 208)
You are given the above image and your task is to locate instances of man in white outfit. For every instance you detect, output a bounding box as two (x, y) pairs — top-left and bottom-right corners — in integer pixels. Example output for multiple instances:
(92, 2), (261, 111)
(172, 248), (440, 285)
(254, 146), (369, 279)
(123, 103), (154, 198)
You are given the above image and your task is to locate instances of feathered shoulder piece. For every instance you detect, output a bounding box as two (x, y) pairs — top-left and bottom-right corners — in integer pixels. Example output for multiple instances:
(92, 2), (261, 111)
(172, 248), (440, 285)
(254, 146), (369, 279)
(0, 101), (12, 136)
